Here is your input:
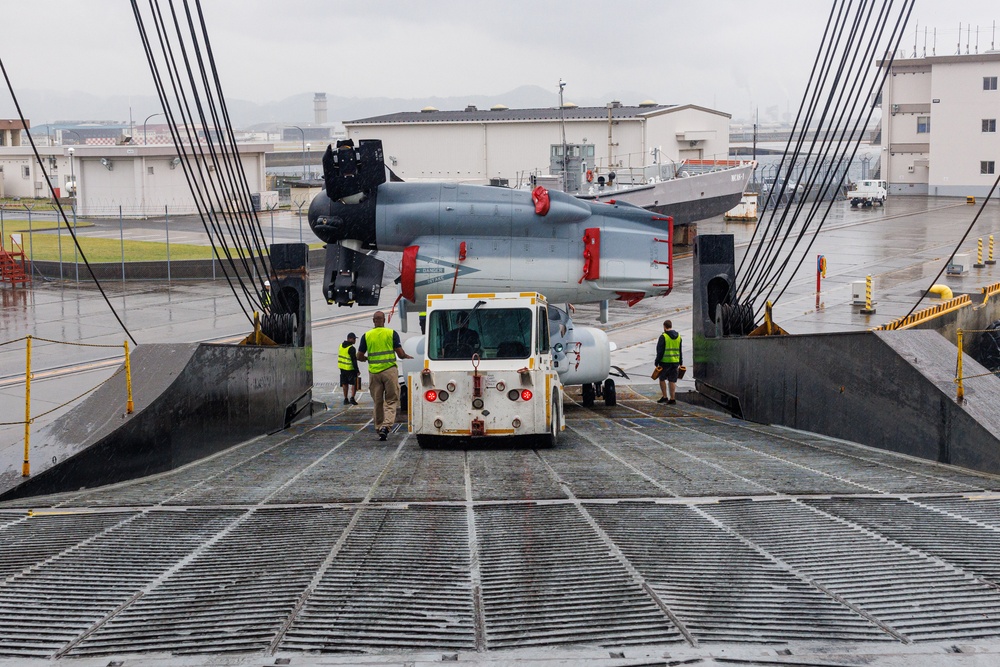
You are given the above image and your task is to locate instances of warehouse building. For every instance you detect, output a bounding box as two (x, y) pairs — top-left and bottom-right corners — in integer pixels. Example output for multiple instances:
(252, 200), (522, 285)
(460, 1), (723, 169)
(343, 101), (732, 187)
(879, 51), (1000, 197)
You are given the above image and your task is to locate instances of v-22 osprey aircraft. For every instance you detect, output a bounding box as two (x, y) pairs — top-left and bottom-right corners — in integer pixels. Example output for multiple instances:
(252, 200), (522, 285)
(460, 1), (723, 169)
(307, 139), (675, 405)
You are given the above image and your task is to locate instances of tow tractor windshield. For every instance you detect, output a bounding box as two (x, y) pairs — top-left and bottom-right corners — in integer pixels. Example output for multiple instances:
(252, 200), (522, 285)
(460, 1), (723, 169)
(428, 307), (533, 360)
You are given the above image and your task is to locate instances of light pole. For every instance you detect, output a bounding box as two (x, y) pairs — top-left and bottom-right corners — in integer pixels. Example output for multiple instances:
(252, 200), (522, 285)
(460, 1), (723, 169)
(64, 129), (82, 145)
(67, 147), (76, 198)
(143, 113), (164, 145)
(558, 79), (568, 192)
(306, 143), (311, 179)
(291, 125), (305, 180)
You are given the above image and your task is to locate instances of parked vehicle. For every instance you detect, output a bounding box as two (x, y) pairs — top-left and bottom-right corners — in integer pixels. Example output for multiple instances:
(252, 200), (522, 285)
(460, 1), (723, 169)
(846, 179), (887, 207)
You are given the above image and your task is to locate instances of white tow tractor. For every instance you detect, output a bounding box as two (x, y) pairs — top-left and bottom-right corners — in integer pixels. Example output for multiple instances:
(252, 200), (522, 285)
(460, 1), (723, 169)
(846, 179), (887, 208)
(407, 292), (564, 448)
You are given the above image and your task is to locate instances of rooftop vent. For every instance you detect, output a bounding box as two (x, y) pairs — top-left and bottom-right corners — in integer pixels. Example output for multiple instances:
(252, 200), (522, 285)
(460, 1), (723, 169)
(639, 99), (658, 107)
(464, 105), (478, 112)
(490, 104), (509, 111)
(609, 100), (622, 108)
(561, 102), (578, 109)
(420, 106), (438, 113)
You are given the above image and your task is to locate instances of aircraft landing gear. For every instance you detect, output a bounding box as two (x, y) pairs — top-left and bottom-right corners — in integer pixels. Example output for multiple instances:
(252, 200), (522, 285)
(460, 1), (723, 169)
(582, 382), (596, 407)
(603, 378), (617, 406)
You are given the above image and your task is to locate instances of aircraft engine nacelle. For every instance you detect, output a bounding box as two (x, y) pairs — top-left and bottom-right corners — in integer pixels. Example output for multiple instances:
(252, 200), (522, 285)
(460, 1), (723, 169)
(552, 325), (611, 386)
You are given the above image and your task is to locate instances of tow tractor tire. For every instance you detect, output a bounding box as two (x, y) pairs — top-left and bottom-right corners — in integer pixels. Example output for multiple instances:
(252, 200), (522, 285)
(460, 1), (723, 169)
(582, 382), (596, 407)
(417, 434), (441, 449)
(540, 397), (559, 448)
(603, 378), (617, 407)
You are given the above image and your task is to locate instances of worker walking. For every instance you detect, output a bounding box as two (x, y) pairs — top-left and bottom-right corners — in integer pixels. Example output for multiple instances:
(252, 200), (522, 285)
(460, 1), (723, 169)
(260, 280), (272, 315)
(357, 310), (413, 440)
(338, 332), (360, 406)
(656, 319), (682, 405)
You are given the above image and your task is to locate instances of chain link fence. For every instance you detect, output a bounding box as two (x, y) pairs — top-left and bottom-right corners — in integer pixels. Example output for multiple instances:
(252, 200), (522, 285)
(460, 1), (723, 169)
(0, 202), (321, 282)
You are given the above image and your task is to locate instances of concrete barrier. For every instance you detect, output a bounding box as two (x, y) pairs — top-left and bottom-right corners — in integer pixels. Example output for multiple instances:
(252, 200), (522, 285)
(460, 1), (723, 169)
(0, 341), (316, 501)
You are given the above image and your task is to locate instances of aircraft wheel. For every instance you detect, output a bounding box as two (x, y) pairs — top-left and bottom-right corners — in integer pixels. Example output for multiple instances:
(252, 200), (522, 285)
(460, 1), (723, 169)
(581, 382), (595, 407)
(603, 378), (617, 407)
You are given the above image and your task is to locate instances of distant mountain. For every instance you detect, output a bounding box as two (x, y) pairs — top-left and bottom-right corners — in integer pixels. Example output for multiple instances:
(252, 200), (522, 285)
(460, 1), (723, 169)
(1, 85), (660, 130)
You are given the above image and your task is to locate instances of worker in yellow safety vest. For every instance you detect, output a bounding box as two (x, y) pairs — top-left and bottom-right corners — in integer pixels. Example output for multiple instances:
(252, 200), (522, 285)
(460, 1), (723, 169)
(357, 310), (413, 440)
(260, 280), (272, 314)
(655, 319), (682, 405)
(338, 332), (360, 406)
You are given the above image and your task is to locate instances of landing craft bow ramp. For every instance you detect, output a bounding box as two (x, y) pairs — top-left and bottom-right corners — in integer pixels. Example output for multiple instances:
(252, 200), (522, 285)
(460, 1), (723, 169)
(4, 391), (1000, 665)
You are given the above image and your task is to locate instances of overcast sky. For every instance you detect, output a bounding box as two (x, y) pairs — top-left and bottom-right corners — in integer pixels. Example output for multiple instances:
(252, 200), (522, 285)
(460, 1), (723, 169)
(2, 1), (998, 122)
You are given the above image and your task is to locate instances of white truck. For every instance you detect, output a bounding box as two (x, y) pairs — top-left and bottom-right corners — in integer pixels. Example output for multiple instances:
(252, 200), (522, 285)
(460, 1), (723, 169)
(847, 179), (887, 208)
(407, 292), (564, 448)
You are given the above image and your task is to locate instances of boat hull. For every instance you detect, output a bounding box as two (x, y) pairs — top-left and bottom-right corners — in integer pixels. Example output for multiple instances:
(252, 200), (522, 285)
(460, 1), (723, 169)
(577, 163), (754, 226)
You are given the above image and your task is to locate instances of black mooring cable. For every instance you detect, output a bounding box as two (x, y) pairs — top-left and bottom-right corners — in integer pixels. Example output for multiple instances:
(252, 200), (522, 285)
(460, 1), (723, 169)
(0, 56), (138, 346)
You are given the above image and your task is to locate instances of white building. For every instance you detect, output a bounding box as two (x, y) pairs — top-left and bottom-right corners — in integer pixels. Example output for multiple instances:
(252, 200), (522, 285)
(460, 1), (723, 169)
(0, 143), (271, 217)
(343, 102), (732, 186)
(880, 51), (1000, 197)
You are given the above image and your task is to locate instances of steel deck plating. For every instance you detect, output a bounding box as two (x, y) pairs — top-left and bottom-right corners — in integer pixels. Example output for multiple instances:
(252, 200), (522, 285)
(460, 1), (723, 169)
(3, 388), (1000, 665)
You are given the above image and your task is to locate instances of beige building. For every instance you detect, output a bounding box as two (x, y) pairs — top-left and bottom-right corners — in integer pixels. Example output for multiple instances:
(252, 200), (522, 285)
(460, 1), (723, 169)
(880, 51), (1000, 197)
(343, 102), (732, 186)
(0, 143), (271, 217)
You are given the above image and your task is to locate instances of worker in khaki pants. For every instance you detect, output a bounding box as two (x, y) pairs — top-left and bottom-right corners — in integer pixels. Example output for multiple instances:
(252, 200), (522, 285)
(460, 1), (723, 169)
(357, 310), (412, 440)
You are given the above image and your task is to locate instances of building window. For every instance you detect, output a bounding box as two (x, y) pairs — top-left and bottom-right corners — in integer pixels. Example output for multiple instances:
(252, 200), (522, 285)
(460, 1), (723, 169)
(983, 161), (996, 175)
(984, 119), (997, 132)
(147, 166), (155, 175)
(916, 116), (930, 133)
(985, 76), (999, 90)
(21, 165), (30, 178)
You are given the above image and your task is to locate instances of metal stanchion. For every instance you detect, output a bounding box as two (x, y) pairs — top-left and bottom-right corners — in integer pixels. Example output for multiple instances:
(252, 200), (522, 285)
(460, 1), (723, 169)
(124, 340), (134, 414)
(860, 274), (876, 314)
(974, 238), (986, 268)
(956, 329), (965, 402)
(988, 235), (996, 266)
(22, 336), (31, 477)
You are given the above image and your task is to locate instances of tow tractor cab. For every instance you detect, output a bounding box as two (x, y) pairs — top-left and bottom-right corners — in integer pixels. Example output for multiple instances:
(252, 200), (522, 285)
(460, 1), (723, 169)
(847, 179), (887, 207)
(408, 292), (564, 448)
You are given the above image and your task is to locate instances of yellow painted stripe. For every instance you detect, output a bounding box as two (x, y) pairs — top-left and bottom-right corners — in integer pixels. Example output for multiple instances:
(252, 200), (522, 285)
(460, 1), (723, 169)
(468, 293), (495, 298)
(427, 294), (444, 301)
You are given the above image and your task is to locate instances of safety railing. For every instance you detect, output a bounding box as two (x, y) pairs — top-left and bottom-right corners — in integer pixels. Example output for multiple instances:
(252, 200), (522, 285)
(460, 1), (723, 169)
(875, 294), (972, 331)
(0, 336), (133, 477)
(954, 328), (1000, 402)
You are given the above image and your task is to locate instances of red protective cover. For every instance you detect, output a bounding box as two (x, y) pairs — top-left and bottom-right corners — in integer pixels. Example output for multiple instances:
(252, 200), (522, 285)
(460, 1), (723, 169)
(401, 245), (418, 303)
(579, 227), (601, 283)
(532, 186), (550, 215)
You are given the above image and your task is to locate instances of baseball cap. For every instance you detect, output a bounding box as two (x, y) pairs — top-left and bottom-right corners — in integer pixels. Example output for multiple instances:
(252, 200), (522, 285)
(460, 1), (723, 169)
(347, 332), (356, 339)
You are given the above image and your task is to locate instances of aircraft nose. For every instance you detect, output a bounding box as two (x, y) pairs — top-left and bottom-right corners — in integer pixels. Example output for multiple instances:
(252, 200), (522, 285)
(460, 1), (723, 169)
(308, 190), (378, 248)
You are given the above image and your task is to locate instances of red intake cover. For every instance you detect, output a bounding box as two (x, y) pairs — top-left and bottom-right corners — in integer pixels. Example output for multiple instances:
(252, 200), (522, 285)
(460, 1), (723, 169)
(401, 245), (418, 303)
(532, 186), (550, 215)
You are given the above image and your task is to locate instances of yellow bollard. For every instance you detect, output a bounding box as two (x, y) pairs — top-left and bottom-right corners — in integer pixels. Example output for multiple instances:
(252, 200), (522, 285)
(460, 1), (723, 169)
(956, 329), (965, 402)
(23, 336), (31, 477)
(860, 275), (876, 314)
(974, 238), (986, 268)
(124, 340), (134, 414)
(988, 235), (996, 266)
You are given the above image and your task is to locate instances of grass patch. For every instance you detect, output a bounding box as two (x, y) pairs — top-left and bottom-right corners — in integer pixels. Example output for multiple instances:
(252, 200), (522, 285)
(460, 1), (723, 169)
(18, 235), (239, 263)
(1, 220), (94, 233)
(14, 234), (325, 263)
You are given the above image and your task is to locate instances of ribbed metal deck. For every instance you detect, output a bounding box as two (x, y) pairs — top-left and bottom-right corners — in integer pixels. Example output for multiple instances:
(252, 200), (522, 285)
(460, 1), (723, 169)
(3, 390), (1000, 664)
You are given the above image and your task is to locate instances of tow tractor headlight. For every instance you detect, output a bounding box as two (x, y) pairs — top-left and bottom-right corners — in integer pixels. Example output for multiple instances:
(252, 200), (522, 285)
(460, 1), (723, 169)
(507, 389), (520, 401)
(472, 398), (484, 409)
(438, 390), (449, 402)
